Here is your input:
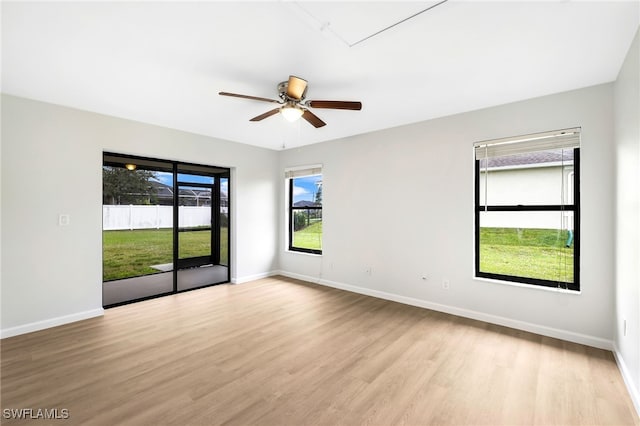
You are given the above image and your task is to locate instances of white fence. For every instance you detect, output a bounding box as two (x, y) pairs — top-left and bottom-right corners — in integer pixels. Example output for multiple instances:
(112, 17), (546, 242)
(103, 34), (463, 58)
(103, 205), (212, 230)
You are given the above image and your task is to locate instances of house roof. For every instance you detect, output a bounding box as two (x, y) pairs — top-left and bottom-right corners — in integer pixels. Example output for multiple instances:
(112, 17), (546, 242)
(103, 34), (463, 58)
(2, 2), (638, 150)
(486, 150), (574, 169)
(293, 201), (321, 208)
(150, 180), (228, 200)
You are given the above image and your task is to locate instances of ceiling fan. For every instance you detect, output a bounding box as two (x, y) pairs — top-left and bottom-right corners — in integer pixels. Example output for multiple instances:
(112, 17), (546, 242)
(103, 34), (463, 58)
(219, 75), (362, 128)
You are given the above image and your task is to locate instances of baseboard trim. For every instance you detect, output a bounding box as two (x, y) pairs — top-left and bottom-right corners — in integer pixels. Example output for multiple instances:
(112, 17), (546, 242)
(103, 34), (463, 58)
(1, 270), (282, 337)
(1, 308), (104, 339)
(613, 346), (640, 417)
(232, 270), (280, 284)
(279, 271), (614, 351)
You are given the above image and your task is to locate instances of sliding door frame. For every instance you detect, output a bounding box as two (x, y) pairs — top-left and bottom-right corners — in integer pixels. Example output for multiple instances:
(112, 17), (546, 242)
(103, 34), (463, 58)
(103, 152), (231, 307)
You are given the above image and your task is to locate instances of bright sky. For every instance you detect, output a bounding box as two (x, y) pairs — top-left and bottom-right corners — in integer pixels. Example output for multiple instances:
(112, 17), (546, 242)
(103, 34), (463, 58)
(155, 171), (320, 201)
(293, 175), (322, 204)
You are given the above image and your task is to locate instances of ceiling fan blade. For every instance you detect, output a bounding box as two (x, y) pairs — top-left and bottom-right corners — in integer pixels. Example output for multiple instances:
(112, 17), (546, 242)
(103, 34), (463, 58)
(286, 76), (308, 100)
(219, 92), (280, 104)
(250, 108), (281, 122)
(302, 110), (326, 128)
(307, 100), (362, 110)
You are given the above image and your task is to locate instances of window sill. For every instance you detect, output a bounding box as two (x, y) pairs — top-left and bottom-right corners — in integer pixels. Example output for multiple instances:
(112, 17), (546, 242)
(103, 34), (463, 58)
(285, 249), (323, 257)
(474, 276), (581, 294)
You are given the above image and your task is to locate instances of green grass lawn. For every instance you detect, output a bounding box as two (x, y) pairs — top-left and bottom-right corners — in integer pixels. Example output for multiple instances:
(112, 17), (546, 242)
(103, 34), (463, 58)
(293, 220), (322, 251)
(103, 227), (228, 281)
(480, 227), (573, 283)
(105, 225), (567, 283)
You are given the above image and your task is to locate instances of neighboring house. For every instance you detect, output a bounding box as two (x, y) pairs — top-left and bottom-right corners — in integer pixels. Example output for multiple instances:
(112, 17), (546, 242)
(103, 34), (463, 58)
(478, 150), (575, 230)
(149, 180), (175, 205)
(293, 200), (321, 208)
(150, 180), (229, 211)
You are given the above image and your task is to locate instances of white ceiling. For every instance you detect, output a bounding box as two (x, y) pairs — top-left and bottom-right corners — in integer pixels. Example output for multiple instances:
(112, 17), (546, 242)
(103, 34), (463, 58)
(2, 1), (638, 150)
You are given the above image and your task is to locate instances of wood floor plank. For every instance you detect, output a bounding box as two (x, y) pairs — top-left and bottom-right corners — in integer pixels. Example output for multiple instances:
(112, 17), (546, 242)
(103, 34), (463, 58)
(1, 276), (638, 425)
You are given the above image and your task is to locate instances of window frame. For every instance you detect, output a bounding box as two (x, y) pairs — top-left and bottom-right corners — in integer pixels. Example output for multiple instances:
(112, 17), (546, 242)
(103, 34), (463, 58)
(102, 151), (231, 307)
(288, 174), (323, 255)
(474, 148), (581, 291)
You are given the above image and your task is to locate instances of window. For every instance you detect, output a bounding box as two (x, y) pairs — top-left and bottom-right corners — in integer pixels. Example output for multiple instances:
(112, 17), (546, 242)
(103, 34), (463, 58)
(474, 128), (580, 291)
(287, 166), (322, 254)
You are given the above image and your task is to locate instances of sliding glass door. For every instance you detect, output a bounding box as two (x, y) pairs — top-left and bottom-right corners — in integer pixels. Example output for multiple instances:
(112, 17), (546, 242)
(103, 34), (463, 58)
(102, 153), (230, 307)
(102, 155), (175, 306)
(175, 165), (229, 291)
(219, 176), (229, 267)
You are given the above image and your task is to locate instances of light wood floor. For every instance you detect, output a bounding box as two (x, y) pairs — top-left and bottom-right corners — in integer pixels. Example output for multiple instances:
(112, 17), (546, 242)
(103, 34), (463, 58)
(2, 276), (638, 425)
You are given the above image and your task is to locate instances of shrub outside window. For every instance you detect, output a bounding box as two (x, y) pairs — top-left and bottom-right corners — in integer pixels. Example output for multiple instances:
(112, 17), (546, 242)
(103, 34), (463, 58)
(474, 128), (580, 291)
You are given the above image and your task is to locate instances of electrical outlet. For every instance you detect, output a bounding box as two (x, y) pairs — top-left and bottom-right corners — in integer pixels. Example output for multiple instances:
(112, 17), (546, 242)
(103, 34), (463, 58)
(442, 279), (450, 290)
(58, 214), (70, 226)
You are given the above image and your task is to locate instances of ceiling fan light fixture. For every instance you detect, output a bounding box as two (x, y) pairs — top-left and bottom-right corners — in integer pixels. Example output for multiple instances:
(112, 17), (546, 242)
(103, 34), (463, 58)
(219, 76), (362, 128)
(280, 104), (303, 122)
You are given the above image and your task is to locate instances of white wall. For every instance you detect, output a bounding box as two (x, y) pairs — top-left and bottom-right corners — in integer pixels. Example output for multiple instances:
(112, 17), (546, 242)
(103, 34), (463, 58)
(480, 166), (573, 206)
(280, 83), (615, 347)
(479, 165), (575, 229)
(614, 29), (640, 411)
(0, 94), (280, 335)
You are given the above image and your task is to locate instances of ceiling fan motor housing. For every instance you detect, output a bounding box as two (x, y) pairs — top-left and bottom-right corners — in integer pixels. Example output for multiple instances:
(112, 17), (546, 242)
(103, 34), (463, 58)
(278, 80), (307, 102)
